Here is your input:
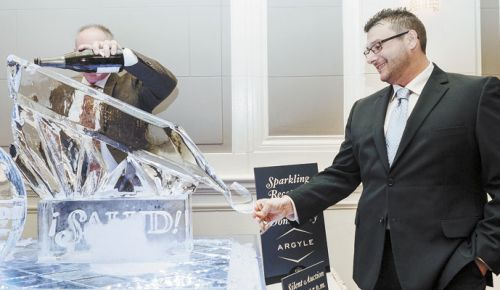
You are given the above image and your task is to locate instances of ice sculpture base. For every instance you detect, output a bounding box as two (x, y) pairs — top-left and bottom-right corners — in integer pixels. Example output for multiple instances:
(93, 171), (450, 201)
(37, 195), (192, 263)
(1, 236), (266, 289)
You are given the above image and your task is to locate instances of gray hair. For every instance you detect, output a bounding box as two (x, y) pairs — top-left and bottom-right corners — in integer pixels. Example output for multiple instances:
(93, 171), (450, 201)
(77, 24), (114, 39)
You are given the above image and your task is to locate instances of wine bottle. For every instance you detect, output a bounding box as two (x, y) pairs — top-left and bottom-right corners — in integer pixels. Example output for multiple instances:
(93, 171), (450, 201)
(34, 49), (124, 73)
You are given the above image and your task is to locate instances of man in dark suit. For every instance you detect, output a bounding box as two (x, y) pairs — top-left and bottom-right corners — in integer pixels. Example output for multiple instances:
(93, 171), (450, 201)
(253, 8), (500, 290)
(49, 24), (177, 159)
(49, 24), (177, 191)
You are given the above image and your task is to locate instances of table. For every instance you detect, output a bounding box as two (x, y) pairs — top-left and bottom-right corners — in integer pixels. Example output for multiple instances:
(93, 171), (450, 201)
(0, 237), (265, 289)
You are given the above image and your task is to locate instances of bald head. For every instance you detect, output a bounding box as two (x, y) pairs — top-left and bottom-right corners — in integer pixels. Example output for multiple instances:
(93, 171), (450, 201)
(75, 25), (113, 51)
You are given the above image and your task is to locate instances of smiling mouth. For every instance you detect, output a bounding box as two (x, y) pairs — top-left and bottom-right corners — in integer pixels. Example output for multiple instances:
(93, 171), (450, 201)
(376, 63), (385, 72)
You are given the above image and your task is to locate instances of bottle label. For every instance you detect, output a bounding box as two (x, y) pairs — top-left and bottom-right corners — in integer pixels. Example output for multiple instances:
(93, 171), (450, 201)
(96, 67), (121, 73)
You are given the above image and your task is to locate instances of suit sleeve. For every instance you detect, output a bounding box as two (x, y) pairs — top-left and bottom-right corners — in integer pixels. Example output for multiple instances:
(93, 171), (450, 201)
(474, 76), (500, 274)
(124, 51), (177, 112)
(287, 101), (362, 222)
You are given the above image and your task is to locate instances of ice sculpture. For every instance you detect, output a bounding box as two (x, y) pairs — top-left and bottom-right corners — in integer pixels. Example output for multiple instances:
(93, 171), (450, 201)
(0, 147), (27, 262)
(6, 55), (253, 262)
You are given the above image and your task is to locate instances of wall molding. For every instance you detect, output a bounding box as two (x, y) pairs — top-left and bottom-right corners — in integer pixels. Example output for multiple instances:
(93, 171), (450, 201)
(26, 180), (361, 214)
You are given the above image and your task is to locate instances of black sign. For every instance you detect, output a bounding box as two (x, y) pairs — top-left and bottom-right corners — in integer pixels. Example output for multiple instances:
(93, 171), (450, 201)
(282, 261), (329, 290)
(254, 163), (330, 285)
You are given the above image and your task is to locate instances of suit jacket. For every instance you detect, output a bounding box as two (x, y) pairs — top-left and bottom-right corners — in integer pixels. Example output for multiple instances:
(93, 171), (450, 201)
(49, 51), (177, 161)
(288, 65), (500, 290)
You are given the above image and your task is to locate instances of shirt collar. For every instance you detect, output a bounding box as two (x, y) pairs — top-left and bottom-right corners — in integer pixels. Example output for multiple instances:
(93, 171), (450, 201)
(81, 74), (110, 89)
(391, 62), (434, 100)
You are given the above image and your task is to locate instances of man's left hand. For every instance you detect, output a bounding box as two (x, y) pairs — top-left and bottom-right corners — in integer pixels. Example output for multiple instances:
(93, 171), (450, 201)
(77, 40), (121, 57)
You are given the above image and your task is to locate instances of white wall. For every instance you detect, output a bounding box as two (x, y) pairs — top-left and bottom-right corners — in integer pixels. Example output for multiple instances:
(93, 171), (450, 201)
(481, 0), (500, 78)
(267, 0), (344, 136)
(0, 0), (231, 148)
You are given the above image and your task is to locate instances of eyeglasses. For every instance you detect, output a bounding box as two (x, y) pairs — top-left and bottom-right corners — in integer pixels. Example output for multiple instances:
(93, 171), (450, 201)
(363, 31), (410, 57)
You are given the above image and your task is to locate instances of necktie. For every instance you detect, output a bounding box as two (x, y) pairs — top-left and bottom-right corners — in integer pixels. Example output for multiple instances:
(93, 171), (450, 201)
(386, 87), (410, 166)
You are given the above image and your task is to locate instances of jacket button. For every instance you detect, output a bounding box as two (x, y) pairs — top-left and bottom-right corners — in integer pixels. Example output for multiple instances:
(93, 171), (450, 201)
(379, 217), (385, 223)
(387, 178), (394, 187)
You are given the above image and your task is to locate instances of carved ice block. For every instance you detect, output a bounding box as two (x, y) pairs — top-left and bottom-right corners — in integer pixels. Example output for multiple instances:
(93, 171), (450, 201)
(37, 195), (192, 263)
(6, 55), (253, 264)
(0, 148), (27, 262)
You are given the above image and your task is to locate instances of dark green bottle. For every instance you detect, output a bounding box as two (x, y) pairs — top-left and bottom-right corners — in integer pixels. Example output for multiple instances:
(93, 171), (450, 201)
(34, 49), (124, 73)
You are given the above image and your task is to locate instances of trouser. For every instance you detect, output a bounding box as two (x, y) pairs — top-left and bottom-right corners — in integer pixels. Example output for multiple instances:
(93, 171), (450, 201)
(373, 231), (486, 290)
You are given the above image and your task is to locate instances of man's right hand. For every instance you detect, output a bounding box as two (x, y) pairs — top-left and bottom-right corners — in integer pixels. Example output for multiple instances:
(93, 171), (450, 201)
(252, 197), (295, 233)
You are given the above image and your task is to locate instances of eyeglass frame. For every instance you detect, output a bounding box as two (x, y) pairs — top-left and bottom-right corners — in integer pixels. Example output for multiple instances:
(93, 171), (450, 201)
(363, 30), (410, 57)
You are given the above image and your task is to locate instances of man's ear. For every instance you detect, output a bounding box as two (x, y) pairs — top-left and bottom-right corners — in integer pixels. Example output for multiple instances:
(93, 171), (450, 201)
(407, 30), (419, 51)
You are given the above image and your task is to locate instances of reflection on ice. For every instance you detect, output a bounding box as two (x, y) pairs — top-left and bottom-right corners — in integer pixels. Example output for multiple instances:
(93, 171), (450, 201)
(0, 56), (253, 266)
(0, 148), (27, 263)
(7, 54), (253, 210)
(5, 54), (255, 266)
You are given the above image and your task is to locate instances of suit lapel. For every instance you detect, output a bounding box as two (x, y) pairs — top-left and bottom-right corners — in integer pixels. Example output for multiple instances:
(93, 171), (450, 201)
(103, 73), (119, 96)
(390, 65), (449, 169)
(372, 86), (393, 173)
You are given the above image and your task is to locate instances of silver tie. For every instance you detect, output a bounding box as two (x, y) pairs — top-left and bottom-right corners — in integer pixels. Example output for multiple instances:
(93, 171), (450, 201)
(386, 87), (410, 166)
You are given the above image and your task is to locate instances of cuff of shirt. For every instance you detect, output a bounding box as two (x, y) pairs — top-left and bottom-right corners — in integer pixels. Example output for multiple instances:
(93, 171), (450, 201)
(122, 48), (138, 67)
(283, 195), (299, 223)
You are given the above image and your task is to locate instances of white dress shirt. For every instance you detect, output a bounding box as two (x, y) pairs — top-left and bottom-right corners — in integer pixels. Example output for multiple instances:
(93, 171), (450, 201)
(384, 62), (434, 133)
